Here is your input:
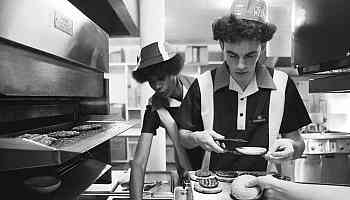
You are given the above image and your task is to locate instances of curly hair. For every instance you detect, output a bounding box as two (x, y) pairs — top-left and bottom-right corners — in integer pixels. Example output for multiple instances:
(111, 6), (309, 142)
(132, 53), (184, 83)
(212, 14), (277, 43)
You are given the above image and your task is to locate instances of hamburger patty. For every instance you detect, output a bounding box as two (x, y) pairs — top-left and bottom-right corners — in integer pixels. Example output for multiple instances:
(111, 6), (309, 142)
(18, 134), (57, 146)
(48, 131), (80, 138)
(72, 124), (102, 131)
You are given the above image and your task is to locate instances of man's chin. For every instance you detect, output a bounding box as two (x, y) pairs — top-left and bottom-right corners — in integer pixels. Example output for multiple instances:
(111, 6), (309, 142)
(157, 91), (169, 97)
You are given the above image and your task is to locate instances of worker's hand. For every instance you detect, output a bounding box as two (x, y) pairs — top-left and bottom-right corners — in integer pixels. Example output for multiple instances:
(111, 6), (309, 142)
(246, 175), (286, 200)
(246, 175), (279, 190)
(194, 130), (225, 153)
(265, 138), (295, 164)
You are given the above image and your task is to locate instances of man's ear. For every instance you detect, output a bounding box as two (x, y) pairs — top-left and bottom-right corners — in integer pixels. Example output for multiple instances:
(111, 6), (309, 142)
(219, 40), (224, 50)
(260, 43), (266, 56)
(257, 43), (267, 64)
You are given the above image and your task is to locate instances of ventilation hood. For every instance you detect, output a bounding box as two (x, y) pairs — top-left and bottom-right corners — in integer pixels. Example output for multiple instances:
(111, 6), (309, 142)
(308, 72), (350, 93)
(68, 0), (139, 37)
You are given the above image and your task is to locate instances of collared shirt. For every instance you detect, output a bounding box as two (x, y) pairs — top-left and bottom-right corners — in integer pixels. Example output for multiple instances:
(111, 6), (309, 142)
(141, 75), (194, 135)
(176, 63), (311, 171)
(212, 63), (277, 130)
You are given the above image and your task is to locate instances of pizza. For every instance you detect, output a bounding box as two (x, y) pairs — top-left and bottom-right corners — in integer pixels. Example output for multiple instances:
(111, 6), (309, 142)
(198, 177), (219, 189)
(18, 134), (57, 146)
(48, 131), (80, 138)
(193, 182), (222, 194)
(72, 124), (102, 131)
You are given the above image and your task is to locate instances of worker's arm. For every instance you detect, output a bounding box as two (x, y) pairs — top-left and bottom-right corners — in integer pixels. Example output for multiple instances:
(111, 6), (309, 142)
(284, 130), (305, 159)
(265, 130), (305, 163)
(247, 175), (350, 200)
(129, 132), (153, 200)
(178, 129), (224, 153)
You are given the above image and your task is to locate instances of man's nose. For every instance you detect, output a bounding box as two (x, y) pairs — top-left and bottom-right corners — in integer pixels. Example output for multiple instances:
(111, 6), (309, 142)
(237, 59), (246, 70)
(154, 82), (163, 90)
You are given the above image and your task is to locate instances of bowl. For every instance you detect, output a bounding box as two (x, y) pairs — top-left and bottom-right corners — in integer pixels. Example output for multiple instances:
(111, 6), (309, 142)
(24, 176), (61, 194)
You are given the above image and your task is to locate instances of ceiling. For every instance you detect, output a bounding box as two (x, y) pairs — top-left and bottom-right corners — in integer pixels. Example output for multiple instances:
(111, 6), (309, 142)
(165, 0), (291, 44)
(70, 0), (292, 46)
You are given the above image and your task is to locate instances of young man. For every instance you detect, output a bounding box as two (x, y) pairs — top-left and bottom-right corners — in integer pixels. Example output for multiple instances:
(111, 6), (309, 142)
(129, 42), (194, 200)
(177, 0), (311, 172)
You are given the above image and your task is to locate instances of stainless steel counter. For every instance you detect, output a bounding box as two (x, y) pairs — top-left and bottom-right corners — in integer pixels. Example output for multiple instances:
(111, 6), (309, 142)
(82, 170), (174, 200)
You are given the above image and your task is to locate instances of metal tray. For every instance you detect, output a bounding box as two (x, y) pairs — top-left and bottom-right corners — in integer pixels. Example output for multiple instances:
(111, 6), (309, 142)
(114, 171), (175, 195)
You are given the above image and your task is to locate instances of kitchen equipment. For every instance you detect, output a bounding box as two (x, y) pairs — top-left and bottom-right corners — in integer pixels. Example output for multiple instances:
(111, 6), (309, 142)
(234, 147), (267, 156)
(24, 176), (62, 194)
(189, 171), (289, 200)
(0, 0), (138, 199)
(293, 133), (350, 185)
(293, 0), (350, 92)
(294, 0), (350, 75)
(294, 154), (350, 185)
(214, 138), (248, 151)
(114, 171), (175, 192)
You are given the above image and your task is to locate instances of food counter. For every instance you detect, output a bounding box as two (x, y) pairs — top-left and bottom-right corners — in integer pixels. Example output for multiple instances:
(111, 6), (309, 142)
(82, 170), (175, 200)
(174, 171), (290, 200)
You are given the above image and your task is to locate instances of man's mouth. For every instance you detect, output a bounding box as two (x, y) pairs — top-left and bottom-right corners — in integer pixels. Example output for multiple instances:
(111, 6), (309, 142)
(157, 90), (168, 96)
(235, 71), (248, 74)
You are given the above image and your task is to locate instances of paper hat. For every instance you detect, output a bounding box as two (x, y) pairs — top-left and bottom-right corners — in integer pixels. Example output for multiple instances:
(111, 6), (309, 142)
(229, 0), (268, 23)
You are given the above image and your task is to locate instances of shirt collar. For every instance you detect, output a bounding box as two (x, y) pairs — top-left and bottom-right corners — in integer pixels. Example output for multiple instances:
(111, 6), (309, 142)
(229, 74), (258, 97)
(168, 77), (188, 107)
(149, 77), (188, 108)
(214, 62), (276, 92)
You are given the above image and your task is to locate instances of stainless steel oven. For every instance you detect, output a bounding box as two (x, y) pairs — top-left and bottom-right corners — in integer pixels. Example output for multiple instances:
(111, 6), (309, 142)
(0, 0), (136, 199)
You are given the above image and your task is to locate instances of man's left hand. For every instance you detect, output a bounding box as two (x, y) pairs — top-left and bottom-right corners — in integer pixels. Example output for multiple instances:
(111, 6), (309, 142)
(265, 138), (295, 163)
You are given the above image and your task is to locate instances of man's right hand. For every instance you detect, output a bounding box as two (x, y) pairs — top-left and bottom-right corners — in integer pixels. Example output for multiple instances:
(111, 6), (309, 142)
(193, 130), (225, 153)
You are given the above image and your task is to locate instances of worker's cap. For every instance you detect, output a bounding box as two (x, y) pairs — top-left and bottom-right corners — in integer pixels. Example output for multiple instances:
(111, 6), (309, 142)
(229, 0), (268, 23)
(132, 42), (183, 83)
(135, 42), (177, 71)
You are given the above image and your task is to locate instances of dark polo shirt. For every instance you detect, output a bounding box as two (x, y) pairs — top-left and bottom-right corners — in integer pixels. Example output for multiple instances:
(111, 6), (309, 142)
(176, 63), (311, 171)
(141, 75), (194, 135)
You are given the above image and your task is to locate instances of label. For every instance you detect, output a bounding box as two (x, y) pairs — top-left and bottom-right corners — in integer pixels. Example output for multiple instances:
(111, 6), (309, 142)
(54, 11), (73, 36)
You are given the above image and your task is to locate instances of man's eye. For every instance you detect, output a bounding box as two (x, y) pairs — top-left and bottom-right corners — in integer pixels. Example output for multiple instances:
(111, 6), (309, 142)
(245, 54), (256, 58)
(228, 54), (237, 58)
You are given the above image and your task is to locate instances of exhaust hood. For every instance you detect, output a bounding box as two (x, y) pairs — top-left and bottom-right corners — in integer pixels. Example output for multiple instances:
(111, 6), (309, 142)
(68, 0), (139, 37)
(309, 72), (350, 93)
(292, 0), (350, 93)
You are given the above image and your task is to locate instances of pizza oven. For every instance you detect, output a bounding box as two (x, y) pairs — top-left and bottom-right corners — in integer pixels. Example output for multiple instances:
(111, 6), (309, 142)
(0, 0), (136, 199)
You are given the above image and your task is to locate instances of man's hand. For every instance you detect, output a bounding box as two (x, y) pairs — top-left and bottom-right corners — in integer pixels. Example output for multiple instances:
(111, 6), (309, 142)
(246, 175), (278, 190)
(246, 175), (286, 200)
(193, 130), (225, 153)
(265, 138), (294, 164)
